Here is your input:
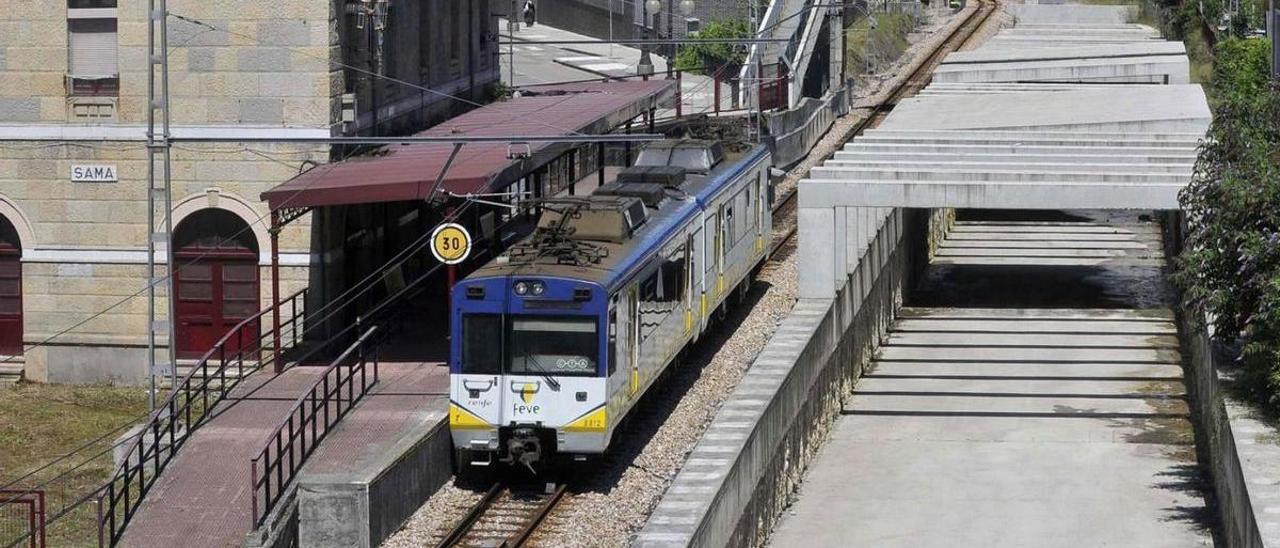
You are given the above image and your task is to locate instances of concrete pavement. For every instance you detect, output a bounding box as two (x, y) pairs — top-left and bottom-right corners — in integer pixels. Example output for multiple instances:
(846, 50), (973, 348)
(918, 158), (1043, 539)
(769, 218), (1214, 547)
(499, 19), (733, 114)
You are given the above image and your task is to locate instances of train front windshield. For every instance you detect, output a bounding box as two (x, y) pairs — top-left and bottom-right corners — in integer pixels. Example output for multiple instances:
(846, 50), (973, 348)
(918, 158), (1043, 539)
(461, 314), (600, 376)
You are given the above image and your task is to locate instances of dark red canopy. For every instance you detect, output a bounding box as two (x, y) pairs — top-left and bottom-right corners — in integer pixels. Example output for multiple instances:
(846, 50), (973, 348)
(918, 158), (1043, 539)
(261, 80), (675, 211)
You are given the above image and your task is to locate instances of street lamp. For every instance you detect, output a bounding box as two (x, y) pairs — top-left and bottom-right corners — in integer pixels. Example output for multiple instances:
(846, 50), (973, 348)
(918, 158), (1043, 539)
(638, 0), (662, 78)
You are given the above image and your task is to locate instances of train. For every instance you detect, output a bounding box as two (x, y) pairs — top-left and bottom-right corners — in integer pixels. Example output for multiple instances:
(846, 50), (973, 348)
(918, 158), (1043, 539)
(448, 139), (773, 472)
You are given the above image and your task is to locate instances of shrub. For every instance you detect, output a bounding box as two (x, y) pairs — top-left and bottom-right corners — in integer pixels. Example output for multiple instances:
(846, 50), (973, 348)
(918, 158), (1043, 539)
(1177, 37), (1280, 410)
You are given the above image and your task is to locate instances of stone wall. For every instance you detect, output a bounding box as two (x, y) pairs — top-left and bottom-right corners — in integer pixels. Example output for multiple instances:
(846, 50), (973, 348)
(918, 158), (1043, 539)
(0, 0), (337, 126)
(0, 138), (318, 383)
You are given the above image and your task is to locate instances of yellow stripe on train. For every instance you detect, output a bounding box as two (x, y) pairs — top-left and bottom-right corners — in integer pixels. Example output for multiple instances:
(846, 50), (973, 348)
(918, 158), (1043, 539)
(449, 402), (492, 430)
(565, 406), (608, 433)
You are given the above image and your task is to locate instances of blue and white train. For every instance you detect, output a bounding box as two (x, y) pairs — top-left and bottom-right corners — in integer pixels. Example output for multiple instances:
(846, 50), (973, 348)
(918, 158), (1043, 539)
(449, 140), (772, 471)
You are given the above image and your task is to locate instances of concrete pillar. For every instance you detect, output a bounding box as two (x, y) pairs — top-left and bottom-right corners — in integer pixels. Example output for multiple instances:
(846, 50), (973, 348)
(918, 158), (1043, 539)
(1272, 8), (1280, 78)
(798, 206), (837, 299)
(833, 207), (848, 294)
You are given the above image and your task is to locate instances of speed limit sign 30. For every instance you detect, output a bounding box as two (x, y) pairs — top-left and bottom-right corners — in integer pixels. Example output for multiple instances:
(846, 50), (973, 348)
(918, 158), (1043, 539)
(430, 223), (472, 265)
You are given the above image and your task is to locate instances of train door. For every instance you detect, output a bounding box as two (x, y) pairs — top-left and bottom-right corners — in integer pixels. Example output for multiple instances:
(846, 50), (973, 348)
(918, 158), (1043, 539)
(755, 172), (766, 254)
(682, 233), (694, 337)
(714, 205), (725, 298)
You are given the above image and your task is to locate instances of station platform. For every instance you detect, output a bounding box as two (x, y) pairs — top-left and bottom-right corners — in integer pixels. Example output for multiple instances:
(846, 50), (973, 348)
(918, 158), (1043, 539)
(291, 360), (449, 548)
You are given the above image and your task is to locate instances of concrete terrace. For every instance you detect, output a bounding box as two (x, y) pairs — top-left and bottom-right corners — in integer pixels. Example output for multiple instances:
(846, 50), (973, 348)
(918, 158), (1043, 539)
(769, 216), (1213, 547)
(796, 2), (1210, 300)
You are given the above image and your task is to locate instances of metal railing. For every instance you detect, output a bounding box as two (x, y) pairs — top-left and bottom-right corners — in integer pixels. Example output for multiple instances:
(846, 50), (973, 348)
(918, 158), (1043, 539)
(97, 288), (308, 546)
(250, 326), (382, 528)
(0, 490), (45, 548)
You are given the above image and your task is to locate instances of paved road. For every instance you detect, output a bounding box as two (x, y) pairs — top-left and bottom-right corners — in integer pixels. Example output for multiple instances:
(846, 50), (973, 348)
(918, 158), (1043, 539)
(769, 218), (1214, 547)
(500, 18), (733, 115)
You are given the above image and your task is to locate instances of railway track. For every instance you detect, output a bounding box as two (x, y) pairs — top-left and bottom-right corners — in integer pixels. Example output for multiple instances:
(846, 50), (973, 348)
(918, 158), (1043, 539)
(435, 482), (567, 548)
(766, 0), (998, 257)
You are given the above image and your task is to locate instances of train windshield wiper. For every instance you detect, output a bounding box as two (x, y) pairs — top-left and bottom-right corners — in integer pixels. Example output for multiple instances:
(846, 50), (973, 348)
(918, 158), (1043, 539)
(520, 353), (562, 391)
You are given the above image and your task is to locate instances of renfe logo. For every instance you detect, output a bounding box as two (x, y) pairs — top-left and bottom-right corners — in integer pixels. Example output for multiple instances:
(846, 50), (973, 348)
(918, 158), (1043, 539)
(71, 165), (118, 183)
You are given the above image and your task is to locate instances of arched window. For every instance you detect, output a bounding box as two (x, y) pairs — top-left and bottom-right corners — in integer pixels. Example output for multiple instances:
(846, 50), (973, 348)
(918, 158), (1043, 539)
(172, 209), (260, 358)
(0, 216), (21, 355)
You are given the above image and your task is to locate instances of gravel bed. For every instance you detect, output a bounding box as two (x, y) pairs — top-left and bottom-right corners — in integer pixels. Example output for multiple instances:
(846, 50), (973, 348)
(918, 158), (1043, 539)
(382, 8), (976, 547)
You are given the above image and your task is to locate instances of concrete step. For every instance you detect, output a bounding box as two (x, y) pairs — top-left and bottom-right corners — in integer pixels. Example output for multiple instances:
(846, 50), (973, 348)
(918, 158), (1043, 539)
(885, 332), (1181, 348)
(810, 166), (1190, 184)
(943, 42), (1185, 65)
(877, 345), (1180, 363)
(0, 362), (22, 384)
(845, 393), (1189, 416)
(823, 160), (1195, 174)
(832, 413), (1195, 443)
(897, 308), (1175, 321)
(841, 144), (1200, 156)
(868, 360), (1185, 379)
(932, 256), (1166, 267)
(950, 222), (1163, 233)
(851, 135), (1200, 148)
(861, 128), (1205, 141)
(932, 56), (1189, 85)
(831, 152), (1195, 165)
(856, 376), (1186, 396)
(931, 241), (1162, 250)
(934, 247), (1164, 259)
(1007, 4), (1136, 26)
(943, 231), (1162, 241)
(892, 318), (1176, 334)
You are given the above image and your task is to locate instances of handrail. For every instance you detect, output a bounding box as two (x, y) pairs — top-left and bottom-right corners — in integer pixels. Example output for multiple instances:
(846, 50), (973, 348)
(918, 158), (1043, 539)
(250, 326), (382, 528)
(98, 287), (308, 546)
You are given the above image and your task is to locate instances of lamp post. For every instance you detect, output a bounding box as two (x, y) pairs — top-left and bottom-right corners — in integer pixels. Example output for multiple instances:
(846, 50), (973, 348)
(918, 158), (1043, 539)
(638, 0), (659, 79)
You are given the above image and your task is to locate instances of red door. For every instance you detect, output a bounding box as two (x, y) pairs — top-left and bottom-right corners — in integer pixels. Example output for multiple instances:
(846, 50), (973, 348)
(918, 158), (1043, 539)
(0, 246), (21, 355)
(174, 251), (259, 359)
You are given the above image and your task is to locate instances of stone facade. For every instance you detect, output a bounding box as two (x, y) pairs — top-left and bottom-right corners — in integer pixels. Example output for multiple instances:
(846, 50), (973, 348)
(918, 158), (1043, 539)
(0, 0), (498, 384)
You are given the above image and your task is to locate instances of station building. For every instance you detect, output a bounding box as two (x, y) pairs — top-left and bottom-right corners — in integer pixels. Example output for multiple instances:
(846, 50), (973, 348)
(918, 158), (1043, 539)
(0, 0), (499, 384)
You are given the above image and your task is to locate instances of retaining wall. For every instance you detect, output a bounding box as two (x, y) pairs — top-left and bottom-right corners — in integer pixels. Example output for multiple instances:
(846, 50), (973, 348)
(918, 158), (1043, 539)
(766, 88), (851, 169)
(1166, 214), (1280, 547)
(633, 208), (928, 547)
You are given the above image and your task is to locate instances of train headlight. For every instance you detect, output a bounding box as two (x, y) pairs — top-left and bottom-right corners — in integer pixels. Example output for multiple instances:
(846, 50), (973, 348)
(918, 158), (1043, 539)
(530, 282), (545, 296)
(514, 281), (530, 295)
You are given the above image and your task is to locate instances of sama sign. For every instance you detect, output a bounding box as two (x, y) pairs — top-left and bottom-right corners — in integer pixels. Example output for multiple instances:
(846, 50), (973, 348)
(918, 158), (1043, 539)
(71, 164), (119, 183)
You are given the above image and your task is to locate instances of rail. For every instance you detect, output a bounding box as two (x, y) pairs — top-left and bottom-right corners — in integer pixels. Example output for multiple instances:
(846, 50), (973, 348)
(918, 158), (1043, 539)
(98, 288), (308, 546)
(250, 325), (382, 528)
(436, 482), (567, 548)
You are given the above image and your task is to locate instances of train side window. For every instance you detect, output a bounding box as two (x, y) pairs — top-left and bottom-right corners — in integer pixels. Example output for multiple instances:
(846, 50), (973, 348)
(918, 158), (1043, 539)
(659, 245), (686, 302)
(608, 308), (617, 376)
(724, 205), (735, 245)
(461, 314), (502, 375)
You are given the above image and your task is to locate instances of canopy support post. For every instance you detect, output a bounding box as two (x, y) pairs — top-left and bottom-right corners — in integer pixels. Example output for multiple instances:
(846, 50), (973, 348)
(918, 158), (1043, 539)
(270, 211), (282, 373)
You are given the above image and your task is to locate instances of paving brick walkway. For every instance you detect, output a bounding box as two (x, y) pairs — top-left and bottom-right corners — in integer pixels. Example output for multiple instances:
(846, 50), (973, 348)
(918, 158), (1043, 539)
(119, 357), (449, 547)
(120, 367), (327, 547)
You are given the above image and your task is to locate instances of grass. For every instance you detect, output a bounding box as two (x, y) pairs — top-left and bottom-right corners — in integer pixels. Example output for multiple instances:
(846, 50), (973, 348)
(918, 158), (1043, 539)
(0, 382), (150, 547)
(846, 12), (919, 80)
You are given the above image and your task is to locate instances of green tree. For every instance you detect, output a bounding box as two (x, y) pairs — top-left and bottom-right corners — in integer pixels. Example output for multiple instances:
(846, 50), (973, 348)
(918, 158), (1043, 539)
(673, 19), (750, 78)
